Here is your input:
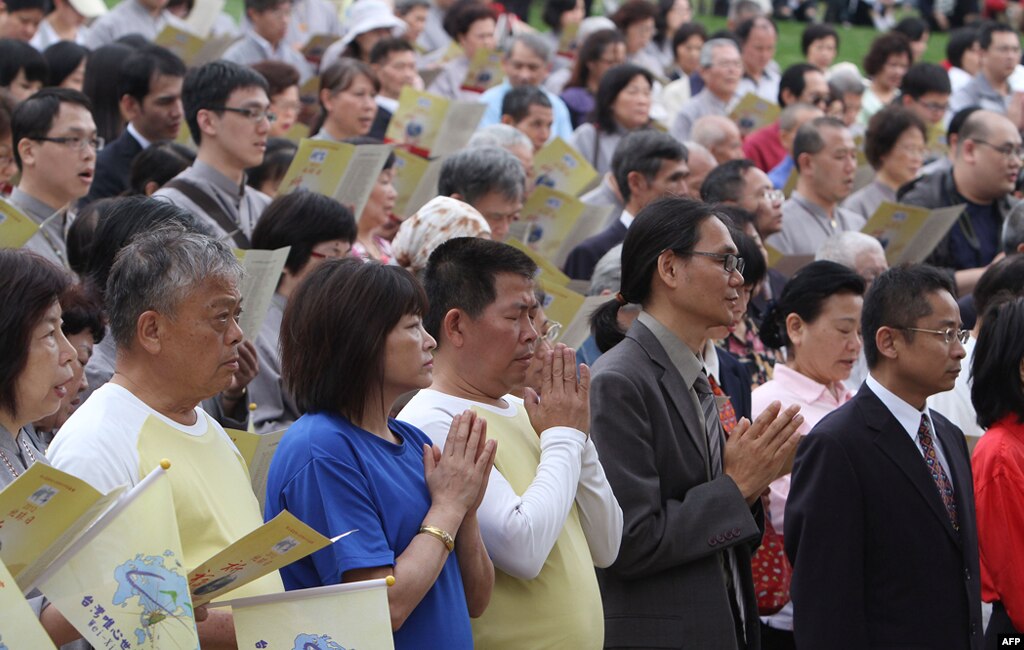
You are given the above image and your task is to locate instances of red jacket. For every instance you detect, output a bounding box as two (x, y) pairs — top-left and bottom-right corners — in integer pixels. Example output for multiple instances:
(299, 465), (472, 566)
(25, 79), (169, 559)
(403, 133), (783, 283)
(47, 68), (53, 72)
(743, 121), (786, 172)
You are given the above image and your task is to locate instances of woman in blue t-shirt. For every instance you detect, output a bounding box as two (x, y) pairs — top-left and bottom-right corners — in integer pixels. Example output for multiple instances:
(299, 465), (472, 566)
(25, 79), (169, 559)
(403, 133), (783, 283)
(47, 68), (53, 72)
(265, 258), (496, 649)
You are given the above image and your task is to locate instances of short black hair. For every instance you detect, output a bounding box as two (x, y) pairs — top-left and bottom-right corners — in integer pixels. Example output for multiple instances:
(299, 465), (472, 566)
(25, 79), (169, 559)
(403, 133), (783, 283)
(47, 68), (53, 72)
(246, 137), (296, 193)
(542, 0), (579, 32)
(801, 23), (838, 57)
(117, 44), (186, 105)
(792, 116), (845, 173)
(946, 26), (979, 69)
(182, 60), (269, 146)
(251, 60), (301, 97)
(731, 227), (766, 290)
(245, 0), (290, 12)
(0, 39), (47, 88)
(5, 0), (46, 10)
(594, 63), (653, 133)
(760, 260), (865, 350)
(947, 105), (981, 142)
(566, 29), (625, 90)
(0, 249), (71, 416)
(700, 158), (756, 203)
(59, 282), (106, 344)
(423, 237), (537, 343)
(863, 32), (912, 78)
(862, 264), (955, 368)
(671, 21), (708, 56)
(778, 62), (820, 107)
(611, 0), (659, 31)
(43, 41), (88, 89)
(735, 15), (776, 45)
(978, 20), (1016, 50)
(251, 190), (357, 277)
(611, 129), (687, 203)
(973, 254), (1024, 319)
(129, 141), (195, 195)
(893, 16), (929, 43)
(369, 36), (415, 65)
(282, 258), (427, 419)
(83, 43), (136, 143)
(11, 87), (92, 171)
(900, 62), (950, 100)
(501, 85), (552, 122)
(972, 296), (1024, 427)
(443, 0), (497, 39)
(864, 105), (926, 170)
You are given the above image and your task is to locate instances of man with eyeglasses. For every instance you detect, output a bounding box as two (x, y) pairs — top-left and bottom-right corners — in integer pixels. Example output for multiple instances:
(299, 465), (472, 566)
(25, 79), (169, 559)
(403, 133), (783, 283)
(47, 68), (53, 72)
(743, 63), (829, 174)
(899, 109), (1020, 295)
(950, 22), (1023, 123)
(9, 87), (98, 269)
(786, 264), (982, 650)
(154, 60), (274, 249)
(899, 62), (952, 162)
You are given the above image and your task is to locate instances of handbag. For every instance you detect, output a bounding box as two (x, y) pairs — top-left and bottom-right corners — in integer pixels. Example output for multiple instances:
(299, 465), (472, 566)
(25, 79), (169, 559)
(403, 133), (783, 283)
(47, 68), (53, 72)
(751, 491), (792, 616)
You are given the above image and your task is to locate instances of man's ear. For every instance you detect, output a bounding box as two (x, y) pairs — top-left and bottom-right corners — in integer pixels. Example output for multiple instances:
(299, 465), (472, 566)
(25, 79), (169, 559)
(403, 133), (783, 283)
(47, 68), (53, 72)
(499, 114), (515, 127)
(441, 308), (467, 348)
(16, 136), (35, 169)
(874, 326), (900, 362)
(120, 94), (141, 123)
(136, 310), (164, 356)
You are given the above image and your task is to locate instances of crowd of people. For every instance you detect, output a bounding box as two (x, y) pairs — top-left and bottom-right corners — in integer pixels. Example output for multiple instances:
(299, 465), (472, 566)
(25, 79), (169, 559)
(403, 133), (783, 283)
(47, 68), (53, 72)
(4, 0), (1024, 647)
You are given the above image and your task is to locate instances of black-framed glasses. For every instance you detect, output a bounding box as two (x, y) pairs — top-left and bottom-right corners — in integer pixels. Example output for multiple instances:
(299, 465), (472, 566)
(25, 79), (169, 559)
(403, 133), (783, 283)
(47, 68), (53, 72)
(971, 139), (1024, 160)
(692, 251), (745, 275)
(207, 105), (277, 124)
(902, 327), (969, 345)
(30, 135), (104, 152)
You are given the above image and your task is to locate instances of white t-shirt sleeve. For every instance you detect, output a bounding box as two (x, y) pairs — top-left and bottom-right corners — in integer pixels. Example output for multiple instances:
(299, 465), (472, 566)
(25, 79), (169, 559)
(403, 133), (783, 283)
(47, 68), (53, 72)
(575, 437), (623, 568)
(400, 391), (588, 580)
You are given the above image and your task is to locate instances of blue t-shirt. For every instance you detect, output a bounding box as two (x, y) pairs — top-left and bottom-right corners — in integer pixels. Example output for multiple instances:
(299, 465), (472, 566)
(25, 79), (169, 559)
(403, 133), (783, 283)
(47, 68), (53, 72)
(265, 411), (473, 650)
(949, 201), (1000, 270)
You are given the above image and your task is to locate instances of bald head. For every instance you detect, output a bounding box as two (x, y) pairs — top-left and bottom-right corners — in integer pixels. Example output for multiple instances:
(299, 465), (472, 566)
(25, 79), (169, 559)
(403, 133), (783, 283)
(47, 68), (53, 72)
(692, 115), (744, 164)
(682, 142), (716, 197)
(955, 110), (1022, 202)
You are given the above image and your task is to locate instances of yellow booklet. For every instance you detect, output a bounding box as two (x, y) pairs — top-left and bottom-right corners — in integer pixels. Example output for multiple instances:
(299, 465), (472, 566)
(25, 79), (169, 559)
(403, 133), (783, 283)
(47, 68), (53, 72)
(301, 33), (341, 63)
(0, 555), (57, 649)
(460, 47), (505, 93)
(226, 427), (288, 510)
(385, 87), (486, 158)
(154, 25), (239, 67)
(283, 121), (311, 143)
(0, 197), (41, 250)
(556, 293), (606, 351)
(729, 93), (780, 134)
(235, 246), (290, 341)
(0, 462), (125, 592)
(533, 137), (599, 197)
(927, 121), (949, 159)
(860, 202), (965, 265)
(183, 0), (223, 38)
(553, 203), (613, 269)
(556, 22), (579, 59)
(214, 578), (394, 650)
(537, 278), (586, 329)
(509, 186), (588, 262)
(277, 138), (392, 218)
(188, 510), (344, 607)
(506, 238), (570, 286)
(392, 149), (446, 218)
(36, 464), (201, 650)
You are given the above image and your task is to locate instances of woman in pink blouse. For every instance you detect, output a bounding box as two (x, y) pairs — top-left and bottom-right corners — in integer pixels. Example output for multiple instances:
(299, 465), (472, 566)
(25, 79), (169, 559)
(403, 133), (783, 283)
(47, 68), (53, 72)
(752, 261), (867, 650)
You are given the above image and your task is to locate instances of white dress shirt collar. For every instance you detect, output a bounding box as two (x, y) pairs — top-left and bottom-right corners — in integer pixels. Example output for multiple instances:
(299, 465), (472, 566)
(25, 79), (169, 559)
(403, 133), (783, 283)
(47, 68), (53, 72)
(126, 122), (152, 150)
(619, 208), (635, 229)
(866, 374), (933, 439)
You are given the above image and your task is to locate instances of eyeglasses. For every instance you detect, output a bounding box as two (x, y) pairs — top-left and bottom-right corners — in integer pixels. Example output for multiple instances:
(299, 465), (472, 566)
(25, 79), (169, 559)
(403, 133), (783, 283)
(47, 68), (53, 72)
(989, 44), (1022, 55)
(692, 251), (745, 275)
(808, 94), (830, 107)
(309, 246), (350, 260)
(30, 135), (104, 152)
(208, 105), (278, 123)
(542, 320), (563, 343)
(762, 188), (784, 203)
(902, 327), (969, 345)
(0, 149), (12, 167)
(917, 100), (949, 113)
(972, 139), (1024, 160)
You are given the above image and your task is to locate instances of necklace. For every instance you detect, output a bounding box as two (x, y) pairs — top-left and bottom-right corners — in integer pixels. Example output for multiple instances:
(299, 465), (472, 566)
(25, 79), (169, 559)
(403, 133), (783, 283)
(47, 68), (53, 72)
(0, 433), (37, 478)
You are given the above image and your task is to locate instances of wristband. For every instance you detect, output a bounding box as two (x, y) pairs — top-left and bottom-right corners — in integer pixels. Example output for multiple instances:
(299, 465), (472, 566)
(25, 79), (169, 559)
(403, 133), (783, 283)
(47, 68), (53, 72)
(419, 525), (455, 552)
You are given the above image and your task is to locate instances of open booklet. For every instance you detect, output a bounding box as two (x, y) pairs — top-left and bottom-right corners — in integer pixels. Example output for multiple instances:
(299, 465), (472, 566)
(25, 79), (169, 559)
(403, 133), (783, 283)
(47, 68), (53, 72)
(0, 197), (42, 250)
(226, 427), (287, 510)
(533, 137), (599, 198)
(277, 138), (393, 219)
(392, 148), (446, 219)
(729, 93), (780, 134)
(0, 555), (57, 649)
(0, 462), (126, 593)
(861, 201), (965, 265)
(154, 24), (239, 67)
(385, 87), (486, 158)
(460, 47), (505, 94)
(508, 187), (611, 266)
(235, 246), (290, 342)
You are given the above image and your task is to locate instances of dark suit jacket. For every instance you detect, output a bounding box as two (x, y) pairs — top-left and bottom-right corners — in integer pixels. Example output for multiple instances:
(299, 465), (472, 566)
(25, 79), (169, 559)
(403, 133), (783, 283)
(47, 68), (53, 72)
(86, 129), (143, 204)
(563, 219), (626, 281)
(368, 105), (392, 140)
(748, 268), (787, 328)
(785, 384), (983, 650)
(591, 320), (764, 649)
(717, 346), (751, 422)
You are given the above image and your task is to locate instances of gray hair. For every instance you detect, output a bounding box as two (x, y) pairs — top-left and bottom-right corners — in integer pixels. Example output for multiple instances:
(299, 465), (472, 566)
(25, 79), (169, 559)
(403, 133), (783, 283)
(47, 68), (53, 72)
(779, 102), (819, 131)
(792, 115), (846, 171)
(107, 227), (243, 349)
(509, 32), (553, 64)
(438, 146), (526, 204)
(692, 114), (738, 150)
(589, 243), (623, 296)
(1003, 200), (1024, 254)
(468, 123), (533, 152)
(827, 67), (866, 96)
(727, 0), (765, 21)
(699, 38), (740, 69)
(815, 231), (886, 267)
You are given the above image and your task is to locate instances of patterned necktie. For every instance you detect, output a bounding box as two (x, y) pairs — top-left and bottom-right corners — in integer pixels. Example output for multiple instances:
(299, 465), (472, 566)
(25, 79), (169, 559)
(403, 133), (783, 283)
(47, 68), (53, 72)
(694, 371), (724, 476)
(918, 414), (959, 531)
(707, 375), (739, 436)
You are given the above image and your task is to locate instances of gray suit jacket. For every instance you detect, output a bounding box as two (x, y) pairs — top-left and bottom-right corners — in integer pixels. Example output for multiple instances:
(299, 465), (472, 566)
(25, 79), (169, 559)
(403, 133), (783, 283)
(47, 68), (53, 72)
(590, 320), (763, 649)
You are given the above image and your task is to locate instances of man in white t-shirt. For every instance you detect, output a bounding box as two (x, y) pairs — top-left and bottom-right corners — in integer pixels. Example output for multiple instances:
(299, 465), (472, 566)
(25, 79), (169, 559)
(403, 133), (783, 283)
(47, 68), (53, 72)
(48, 225), (283, 647)
(398, 236), (622, 649)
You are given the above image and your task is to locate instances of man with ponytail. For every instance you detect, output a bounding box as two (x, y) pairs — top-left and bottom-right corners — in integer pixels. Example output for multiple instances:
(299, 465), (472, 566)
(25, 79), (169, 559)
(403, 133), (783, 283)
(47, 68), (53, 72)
(588, 196), (803, 650)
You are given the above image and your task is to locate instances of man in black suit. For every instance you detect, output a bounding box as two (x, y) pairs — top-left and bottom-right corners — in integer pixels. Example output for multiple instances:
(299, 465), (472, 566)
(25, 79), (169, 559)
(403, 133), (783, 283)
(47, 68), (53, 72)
(85, 44), (185, 204)
(785, 264), (983, 650)
(563, 130), (691, 281)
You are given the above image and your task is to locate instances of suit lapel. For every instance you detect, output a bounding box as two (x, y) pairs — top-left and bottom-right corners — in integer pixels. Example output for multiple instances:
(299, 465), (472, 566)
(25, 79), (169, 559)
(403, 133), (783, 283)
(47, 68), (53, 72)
(629, 323), (710, 477)
(861, 387), (962, 544)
